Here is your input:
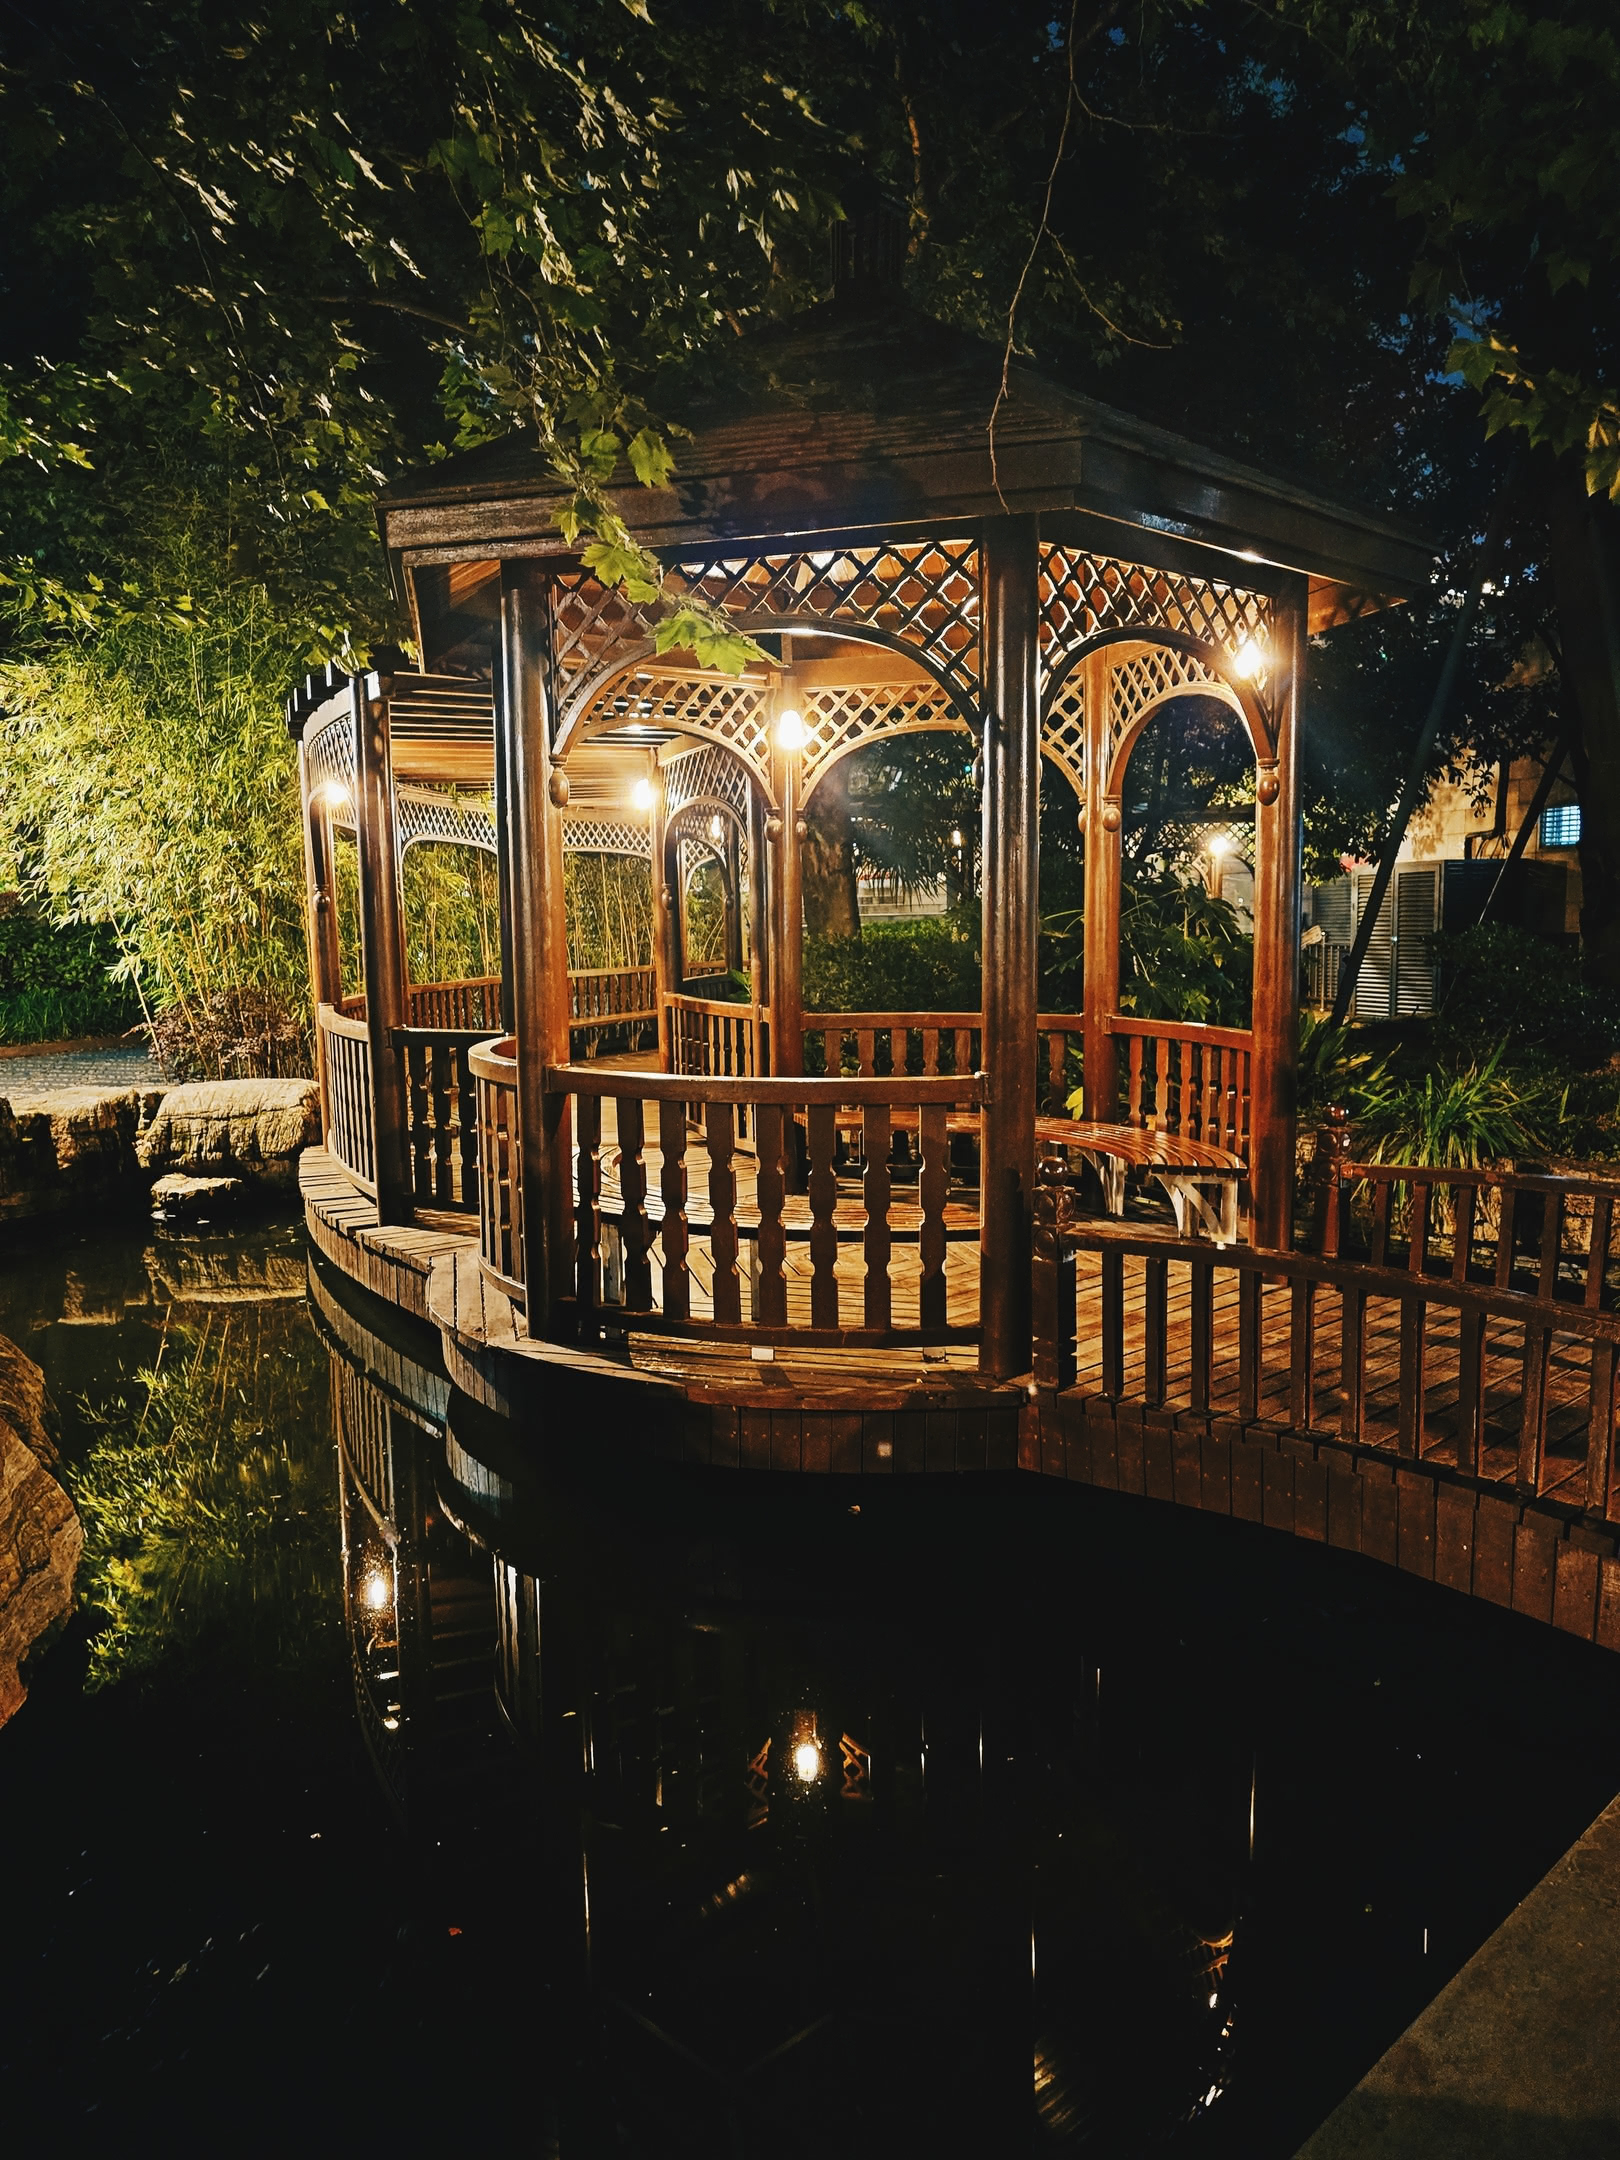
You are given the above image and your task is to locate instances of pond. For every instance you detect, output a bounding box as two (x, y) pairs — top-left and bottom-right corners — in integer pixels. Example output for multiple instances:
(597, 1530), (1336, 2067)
(3, 1212), (1619, 2153)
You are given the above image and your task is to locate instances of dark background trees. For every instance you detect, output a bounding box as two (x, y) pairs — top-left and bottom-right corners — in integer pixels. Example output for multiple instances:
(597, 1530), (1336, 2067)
(1, 0), (1615, 1033)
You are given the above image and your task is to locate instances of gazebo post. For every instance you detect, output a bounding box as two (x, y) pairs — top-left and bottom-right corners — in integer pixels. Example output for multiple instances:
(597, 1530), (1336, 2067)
(979, 515), (1041, 1378)
(498, 561), (574, 1335)
(299, 740), (344, 1132)
(492, 674), (518, 1035)
(1081, 645), (1121, 1125)
(747, 779), (771, 1051)
(723, 819), (745, 977)
(771, 674), (805, 1079)
(1250, 584), (1306, 1251)
(648, 755), (675, 1059)
(352, 671), (412, 1224)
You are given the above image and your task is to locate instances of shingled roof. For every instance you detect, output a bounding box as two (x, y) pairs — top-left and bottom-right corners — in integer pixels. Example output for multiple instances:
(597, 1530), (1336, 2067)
(379, 290), (1431, 621)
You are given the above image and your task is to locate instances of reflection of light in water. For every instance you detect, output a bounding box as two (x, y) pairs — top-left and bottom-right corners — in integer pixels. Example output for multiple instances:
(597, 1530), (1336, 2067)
(792, 1738), (821, 1783)
(362, 1567), (391, 1612)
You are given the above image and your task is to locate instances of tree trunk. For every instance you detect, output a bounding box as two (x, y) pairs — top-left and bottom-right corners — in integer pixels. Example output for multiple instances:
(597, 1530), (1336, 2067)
(1547, 477), (1620, 986)
(801, 754), (861, 938)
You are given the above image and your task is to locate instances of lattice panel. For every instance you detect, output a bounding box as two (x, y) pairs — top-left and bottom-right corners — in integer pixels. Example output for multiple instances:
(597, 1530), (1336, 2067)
(799, 681), (969, 800)
(549, 568), (655, 704)
(396, 785), (496, 853)
(664, 740), (755, 821)
(672, 804), (749, 915)
(1106, 645), (1240, 787)
(306, 711), (356, 822)
(563, 817), (651, 858)
(1042, 676), (1086, 806)
(579, 672), (776, 793)
(670, 539), (982, 706)
(1038, 547), (1271, 682)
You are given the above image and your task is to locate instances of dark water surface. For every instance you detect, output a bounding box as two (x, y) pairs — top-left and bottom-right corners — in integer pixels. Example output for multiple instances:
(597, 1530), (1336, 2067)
(3, 1215), (1620, 2154)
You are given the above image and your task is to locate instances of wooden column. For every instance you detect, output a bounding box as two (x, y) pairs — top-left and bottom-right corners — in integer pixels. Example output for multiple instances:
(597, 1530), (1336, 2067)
(299, 740), (344, 1135)
(979, 515), (1041, 1378)
(648, 756), (675, 1063)
(1080, 645), (1120, 1123)
(723, 818), (745, 977)
(1250, 586), (1306, 1251)
(772, 672), (805, 1077)
(352, 672), (411, 1222)
(747, 777), (771, 1045)
(498, 561), (574, 1335)
(491, 667), (518, 1035)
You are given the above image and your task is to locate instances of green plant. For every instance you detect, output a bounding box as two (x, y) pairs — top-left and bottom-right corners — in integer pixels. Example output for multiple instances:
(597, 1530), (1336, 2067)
(1042, 871), (1252, 1027)
(1430, 923), (1620, 1069)
(802, 920), (981, 1015)
(0, 906), (139, 1043)
(1353, 1045), (1544, 1169)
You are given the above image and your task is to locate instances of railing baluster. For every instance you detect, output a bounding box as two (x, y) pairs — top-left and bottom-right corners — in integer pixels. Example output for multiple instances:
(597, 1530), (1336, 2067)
(862, 1104), (892, 1331)
(407, 1041), (429, 1201)
(1455, 1305), (1484, 1476)
(1340, 1285), (1366, 1444)
(1127, 1034), (1146, 1126)
(1397, 1293), (1425, 1457)
(1518, 1317), (1550, 1492)
(1587, 1339), (1617, 1515)
(1289, 1279), (1315, 1429)
(456, 1045), (479, 1208)
(807, 1104), (840, 1327)
(574, 1088), (602, 1339)
(431, 1042), (454, 1203)
(1190, 1258), (1213, 1414)
(706, 1100), (741, 1326)
(1538, 1189), (1562, 1302)
(1369, 1181), (1392, 1270)
(1238, 1269), (1261, 1420)
(1587, 1194), (1613, 1311)
(1495, 1187), (1517, 1290)
(857, 1029), (876, 1078)
(919, 1103), (949, 1332)
(616, 1097), (654, 1312)
(658, 1099), (690, 1322)
(753, 1103), (788, 1326)
(1452, 1182), (1476, 1283)
(1102, 1248), (1125, 1397)
(1144, 1253), (1167, 1407)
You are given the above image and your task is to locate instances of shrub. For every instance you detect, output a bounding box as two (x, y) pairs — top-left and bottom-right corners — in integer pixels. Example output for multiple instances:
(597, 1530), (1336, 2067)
(0, 906), (140, 1044)
(1353, 1046), (1544, 1168)
(1042, 871), (1251, 1026)
(802, 919), (980, 1013)
(1430, 923), (1620, 1068)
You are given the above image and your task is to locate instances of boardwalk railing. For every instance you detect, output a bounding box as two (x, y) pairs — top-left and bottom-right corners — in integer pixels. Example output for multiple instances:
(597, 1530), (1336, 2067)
(397, 1027), (485, 1210)
(666, 992), (767, 1083)
(1034, 1184), (1620, 1519)
(571, 964), (658, 1030)
(469, 1038), (523, 1298)
(1099, 1016), (1253, 1158)
(551, 1064), (984, 1347)
(317, 1002), (376, 1195)
(407, 975), (502, 1031)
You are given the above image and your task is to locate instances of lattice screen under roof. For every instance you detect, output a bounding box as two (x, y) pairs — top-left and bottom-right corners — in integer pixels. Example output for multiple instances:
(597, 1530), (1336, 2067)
(305, 709), (356, 818)
(663, 739), (754, 821)
(1037, 546), (1272, 674)
(1105, 645), (1242, 788)
(393, 782), (650, 858)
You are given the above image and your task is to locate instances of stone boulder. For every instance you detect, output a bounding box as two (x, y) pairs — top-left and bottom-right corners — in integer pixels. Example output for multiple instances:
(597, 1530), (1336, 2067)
(0, 1332), (80, 1726)
(150, 1171), (248, 1226)
(136, 1078), (319, 1188)
(0, 1086), (157, 1224)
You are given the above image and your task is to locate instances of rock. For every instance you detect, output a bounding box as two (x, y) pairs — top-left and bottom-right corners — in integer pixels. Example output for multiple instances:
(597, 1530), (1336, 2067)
(0, 1087), (155, 1224)
(136, 1078), (319, 1188)
(150, 1171), (248, 1225)
(0, 1332), (80, 1726)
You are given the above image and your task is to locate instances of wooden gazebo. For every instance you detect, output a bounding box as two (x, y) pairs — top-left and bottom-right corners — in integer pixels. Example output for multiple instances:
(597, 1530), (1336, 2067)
(290, 289), (1428, 1384)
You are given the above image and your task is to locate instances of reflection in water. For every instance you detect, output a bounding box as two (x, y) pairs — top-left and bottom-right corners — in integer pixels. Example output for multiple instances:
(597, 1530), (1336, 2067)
(333, 1346), (1245, 2152)
(7, 1222), (1620, 2151)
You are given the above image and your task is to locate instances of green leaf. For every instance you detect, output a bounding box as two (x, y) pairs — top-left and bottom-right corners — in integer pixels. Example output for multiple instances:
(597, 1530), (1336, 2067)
(627, 427), (675, 489)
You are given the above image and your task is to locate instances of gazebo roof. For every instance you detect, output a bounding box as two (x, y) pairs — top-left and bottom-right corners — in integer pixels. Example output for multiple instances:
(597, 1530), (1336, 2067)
(379, 291), (1431, 628)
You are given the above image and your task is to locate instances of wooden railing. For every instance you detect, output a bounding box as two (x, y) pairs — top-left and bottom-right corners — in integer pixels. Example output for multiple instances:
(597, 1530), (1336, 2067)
(1034, 1183), (1620, 1517)
(469, 1038), (524, 1297)
(571, 963), (658, 1028)
(408, 975), (501, 1031)
(1101, 1016), (1253, 1158)
(550, 1064), (984, 1346)
(317, 1002), (376, 1195)
(666, 992), (767, 1085)
(397, 1028), (484, 1210)
(1318, 1154), (1619, 1304)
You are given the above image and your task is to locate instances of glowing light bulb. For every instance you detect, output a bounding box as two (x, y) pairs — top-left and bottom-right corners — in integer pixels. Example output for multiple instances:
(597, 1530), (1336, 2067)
(319, 782), (352, 816)
(1208, 832), (1233, 861)
(631, 776), (655, 811)
(1231, 637), (1266, 680)
(776, 707), (807, 751)
(792, 1739), (821, 1784)
(362, 1568), (391, 1612)
(709, 813), (724, 841)
(950, 828), (964, 849)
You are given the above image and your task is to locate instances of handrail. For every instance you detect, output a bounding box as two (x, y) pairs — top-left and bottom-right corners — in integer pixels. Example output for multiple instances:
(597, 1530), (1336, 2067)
(1106, 1012), (1253, 1052)
(326, 999), (369, 1037)
(547, 1062), (985, 1106)
(316, 1001), (377, 1195)
(1034, 1200), (1620, 1515)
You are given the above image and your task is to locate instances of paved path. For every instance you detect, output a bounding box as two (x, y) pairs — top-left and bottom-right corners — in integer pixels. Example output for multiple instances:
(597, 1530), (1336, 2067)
(0, 1043), (165, 1097)
(1298, 1788), (1620, 2158)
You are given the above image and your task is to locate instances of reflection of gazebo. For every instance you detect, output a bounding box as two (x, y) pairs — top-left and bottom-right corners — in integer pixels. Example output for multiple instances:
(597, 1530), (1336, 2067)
(290, 288), (1425, 1380)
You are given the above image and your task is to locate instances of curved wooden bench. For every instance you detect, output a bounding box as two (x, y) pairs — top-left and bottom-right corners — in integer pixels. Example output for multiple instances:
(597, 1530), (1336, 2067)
(1036, 1117), (1246, 1244)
